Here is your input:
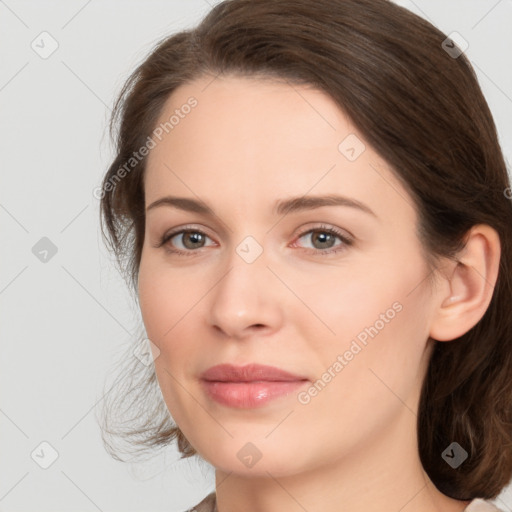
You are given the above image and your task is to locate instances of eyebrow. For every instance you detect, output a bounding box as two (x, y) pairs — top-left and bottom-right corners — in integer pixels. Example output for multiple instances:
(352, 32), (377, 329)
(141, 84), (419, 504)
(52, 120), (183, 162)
(145, 194), (377, 218)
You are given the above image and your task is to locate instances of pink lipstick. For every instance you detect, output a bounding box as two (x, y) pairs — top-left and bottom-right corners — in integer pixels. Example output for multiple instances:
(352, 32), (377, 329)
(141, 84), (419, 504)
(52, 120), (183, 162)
(200, 363), (308, 408)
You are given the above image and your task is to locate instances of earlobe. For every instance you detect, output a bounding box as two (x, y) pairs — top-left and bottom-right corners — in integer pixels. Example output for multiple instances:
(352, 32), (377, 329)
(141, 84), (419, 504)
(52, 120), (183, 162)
(429, 224), (501, 342)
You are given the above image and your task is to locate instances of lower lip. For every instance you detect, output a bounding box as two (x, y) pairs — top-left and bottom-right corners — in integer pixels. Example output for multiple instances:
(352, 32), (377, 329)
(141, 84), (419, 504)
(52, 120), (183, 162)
(201, 380), (308, 408)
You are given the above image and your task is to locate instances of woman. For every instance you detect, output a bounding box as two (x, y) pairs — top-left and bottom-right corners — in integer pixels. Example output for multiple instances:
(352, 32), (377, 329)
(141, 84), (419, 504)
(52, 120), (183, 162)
(99, 0), (512, 511)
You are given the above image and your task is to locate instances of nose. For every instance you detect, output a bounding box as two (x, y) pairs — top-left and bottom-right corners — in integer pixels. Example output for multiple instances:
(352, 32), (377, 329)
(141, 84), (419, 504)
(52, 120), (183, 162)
(207, 248), (285, 340)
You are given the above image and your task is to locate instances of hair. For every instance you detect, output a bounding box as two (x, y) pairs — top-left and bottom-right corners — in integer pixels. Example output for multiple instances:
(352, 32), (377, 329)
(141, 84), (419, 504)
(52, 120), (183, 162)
(98, 0), (512, 500)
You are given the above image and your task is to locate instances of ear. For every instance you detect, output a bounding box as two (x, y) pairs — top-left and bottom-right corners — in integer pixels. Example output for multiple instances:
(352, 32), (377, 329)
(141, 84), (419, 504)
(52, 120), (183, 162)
(429, 224), (501, 342)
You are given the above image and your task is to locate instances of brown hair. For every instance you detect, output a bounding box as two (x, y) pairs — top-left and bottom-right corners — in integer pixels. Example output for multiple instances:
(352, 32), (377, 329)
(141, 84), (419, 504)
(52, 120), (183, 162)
(99, 0), (512, 500)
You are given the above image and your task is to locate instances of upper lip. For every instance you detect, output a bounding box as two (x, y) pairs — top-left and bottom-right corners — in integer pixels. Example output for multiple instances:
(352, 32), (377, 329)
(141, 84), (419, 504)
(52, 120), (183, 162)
(200, 363), (307, 382)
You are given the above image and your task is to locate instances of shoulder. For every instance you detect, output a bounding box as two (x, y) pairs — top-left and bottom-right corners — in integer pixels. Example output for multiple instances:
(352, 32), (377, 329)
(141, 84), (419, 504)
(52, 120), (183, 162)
(182, 491), (217, 512)
(464, 498), (505, 512)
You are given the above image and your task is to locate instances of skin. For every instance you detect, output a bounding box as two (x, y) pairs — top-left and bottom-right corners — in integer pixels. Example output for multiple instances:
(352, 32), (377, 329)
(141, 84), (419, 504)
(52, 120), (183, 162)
(137, 75), (500, 512)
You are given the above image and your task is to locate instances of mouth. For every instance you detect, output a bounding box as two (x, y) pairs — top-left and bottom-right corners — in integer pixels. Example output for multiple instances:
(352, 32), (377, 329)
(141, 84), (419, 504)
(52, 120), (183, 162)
(200, 363), (309, 409)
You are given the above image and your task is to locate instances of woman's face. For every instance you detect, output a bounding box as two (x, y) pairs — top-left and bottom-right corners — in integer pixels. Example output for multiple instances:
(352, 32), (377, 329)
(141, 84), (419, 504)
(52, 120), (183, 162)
(138, 75), (438, 476)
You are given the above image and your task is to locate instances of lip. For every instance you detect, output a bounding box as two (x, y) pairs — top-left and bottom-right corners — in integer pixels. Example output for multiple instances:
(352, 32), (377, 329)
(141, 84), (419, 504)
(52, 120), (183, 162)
(200, 363), (309, 409)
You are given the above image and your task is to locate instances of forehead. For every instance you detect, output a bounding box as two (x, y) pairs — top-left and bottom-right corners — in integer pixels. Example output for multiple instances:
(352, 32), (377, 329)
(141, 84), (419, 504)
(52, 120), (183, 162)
(148, 74), (353, 163)
(143, 74), (415, 225)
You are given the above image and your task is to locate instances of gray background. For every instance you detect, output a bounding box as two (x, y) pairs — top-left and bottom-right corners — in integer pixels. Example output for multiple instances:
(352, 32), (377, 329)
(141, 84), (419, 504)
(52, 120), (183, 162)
(1, 1), (511, 511)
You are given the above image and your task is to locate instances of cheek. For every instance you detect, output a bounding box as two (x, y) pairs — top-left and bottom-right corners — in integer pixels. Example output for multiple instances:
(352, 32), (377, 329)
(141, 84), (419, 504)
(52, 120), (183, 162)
(293, 289), (430, 458)
(137, 253), (201, 342)
(137, 254), (209, 402)
(302, 252), (433, 415)
(138, 259), (197, 421)
(288, 264), (414, 348)
(137, 270), (169, 343)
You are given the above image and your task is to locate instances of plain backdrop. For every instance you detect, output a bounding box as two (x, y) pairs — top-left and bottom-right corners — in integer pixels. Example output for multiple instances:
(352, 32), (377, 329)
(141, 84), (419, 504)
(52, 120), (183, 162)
(1, 1), (511, 511)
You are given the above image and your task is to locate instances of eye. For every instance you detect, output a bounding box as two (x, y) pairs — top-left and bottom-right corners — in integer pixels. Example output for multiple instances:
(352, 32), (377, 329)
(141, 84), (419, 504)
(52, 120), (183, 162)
(292, 224), (353, 255)
(156, 223), (353, 257)
(157, 226), (216, 256)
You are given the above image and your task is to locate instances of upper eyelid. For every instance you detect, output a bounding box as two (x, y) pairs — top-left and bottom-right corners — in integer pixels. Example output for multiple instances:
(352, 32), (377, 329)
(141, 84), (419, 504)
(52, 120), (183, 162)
(162, 223), (348, 235)
(161, 224), (215, 242)
(292, 226), (353, 249)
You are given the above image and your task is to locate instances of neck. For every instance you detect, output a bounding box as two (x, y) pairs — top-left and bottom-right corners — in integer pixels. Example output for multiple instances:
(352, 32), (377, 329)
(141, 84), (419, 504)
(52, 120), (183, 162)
(213, 407), (471, 512)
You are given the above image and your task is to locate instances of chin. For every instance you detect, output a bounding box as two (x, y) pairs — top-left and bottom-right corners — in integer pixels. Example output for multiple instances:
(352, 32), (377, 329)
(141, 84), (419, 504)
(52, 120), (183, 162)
(193, 436), (313, 478)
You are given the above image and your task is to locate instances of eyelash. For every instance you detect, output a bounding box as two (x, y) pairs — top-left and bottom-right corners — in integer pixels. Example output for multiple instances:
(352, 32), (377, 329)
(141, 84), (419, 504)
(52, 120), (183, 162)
(156, 224), (353, 257)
